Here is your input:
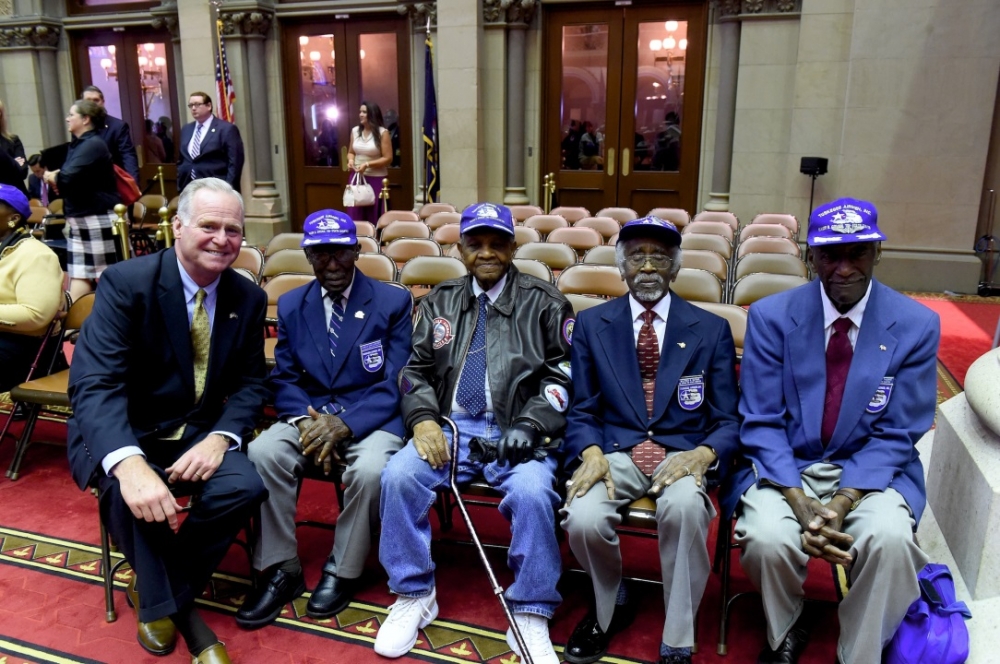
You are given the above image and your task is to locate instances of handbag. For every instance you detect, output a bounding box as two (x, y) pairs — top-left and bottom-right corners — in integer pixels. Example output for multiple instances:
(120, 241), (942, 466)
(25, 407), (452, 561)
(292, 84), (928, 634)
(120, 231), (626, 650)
(885, 563), (971, 664)
(113, 164), (141, 206)
(343, 171), (375, 208)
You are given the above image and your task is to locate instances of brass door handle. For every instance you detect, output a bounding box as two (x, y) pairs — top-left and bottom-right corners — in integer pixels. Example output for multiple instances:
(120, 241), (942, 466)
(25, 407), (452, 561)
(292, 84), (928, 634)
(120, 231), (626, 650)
(622, 148), (630, 177)
(607, 147), (615, 177)
(341, 146), (349, 172)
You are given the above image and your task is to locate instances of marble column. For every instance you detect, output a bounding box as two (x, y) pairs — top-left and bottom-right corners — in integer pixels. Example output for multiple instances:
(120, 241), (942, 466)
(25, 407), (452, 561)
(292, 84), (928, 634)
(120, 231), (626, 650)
(503, 24), (528, 205)
(0, 20), (63, 151)
(705, 15), (740, 212)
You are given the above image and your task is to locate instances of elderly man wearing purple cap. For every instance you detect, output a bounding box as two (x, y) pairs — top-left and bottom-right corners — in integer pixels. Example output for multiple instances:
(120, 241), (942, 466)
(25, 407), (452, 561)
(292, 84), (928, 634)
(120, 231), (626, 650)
(236, 209), (412, 630)
(376, 202), (574, 664)
(560, 216), (740, 664)
(721, 198), (939, 664)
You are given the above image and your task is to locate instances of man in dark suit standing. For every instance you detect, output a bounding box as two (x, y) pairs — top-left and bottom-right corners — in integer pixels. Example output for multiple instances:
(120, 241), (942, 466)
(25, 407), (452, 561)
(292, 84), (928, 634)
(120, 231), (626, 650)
(235, 209), (412, 629)
(560, 216), (740, 664)
(81, 85), (140, 183)
(67, 177), (269, 664)
(177, 92), (245, 193)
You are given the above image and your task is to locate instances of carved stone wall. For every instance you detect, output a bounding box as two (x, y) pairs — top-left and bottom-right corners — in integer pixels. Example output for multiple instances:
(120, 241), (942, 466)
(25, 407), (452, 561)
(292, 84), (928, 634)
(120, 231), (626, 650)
(219, 9), (273, 38)
(713, 0), (801, 20)
(483, 0), (536, 26)
(396, 2), (436, 30)
(0, 23), (60, 50)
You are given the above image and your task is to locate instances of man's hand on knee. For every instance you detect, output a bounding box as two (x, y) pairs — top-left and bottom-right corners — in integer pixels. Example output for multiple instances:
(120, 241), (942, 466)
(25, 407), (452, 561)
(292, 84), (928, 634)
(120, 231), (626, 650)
(300, 406), (352, 475)
(564, 445), (614, 507)
(166, 434), (228, 484)
(412, 420), (449, 470)
(113, 456), (183, 533)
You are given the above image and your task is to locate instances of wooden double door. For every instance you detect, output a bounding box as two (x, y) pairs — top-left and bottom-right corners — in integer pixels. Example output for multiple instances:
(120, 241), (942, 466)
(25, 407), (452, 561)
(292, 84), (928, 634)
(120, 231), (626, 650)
(544, 2), (708, 214)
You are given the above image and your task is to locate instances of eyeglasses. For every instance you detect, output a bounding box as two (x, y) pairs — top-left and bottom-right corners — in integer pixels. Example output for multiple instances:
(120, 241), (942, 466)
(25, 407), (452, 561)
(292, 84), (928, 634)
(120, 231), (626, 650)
(624, 253), (673, 269)
(187, 102), (206, 109)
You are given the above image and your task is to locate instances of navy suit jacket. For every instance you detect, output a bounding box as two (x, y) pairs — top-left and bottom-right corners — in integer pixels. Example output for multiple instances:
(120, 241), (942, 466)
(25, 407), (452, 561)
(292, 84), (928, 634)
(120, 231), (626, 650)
(66, 248), (269, 490)
(271, 272), (412, 440)
(720, 279), (940, 522)
(97, 115), (140, 183)
(177, 118), (245, 193)
(565, 293), (740, 469)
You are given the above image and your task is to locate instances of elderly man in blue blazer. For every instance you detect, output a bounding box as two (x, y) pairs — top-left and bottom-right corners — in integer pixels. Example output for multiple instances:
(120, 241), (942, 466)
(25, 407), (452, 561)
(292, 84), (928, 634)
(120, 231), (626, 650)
(560, 216), (740, 664)
(236, 209), (412, 630)
(722, 198), (939, 664)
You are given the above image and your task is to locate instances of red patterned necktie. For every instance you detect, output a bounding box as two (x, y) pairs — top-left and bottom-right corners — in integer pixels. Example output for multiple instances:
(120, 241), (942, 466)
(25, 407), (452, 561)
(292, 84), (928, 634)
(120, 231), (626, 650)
(631, 309), (665, 475)
(821, 317), (854, 446)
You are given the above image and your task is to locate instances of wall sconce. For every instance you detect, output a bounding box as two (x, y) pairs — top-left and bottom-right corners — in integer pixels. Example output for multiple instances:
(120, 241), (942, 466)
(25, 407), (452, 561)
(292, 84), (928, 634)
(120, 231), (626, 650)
(100, 57), (118, 80)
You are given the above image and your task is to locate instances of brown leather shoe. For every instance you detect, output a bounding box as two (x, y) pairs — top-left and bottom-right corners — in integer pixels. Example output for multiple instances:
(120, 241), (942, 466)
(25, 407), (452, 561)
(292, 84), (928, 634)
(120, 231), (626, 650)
(126, 575), (177, 656)
(191, 642), (231, 664)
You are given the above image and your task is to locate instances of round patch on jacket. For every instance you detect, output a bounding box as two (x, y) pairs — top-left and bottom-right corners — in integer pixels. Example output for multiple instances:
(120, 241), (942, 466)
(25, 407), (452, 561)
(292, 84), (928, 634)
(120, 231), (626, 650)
(544, 384), (569, 412)
(360, 340), (384, 372)
(432, 317), (454, 349)
(558, 361), (572, 378)
(866, 377), (894, 413)
(677, 374), (705, 411)
(562, 318), (575, 345)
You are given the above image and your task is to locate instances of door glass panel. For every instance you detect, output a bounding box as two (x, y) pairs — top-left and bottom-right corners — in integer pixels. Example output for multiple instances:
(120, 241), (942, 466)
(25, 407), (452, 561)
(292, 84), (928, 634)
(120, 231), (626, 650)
(87, 45), (123, 118)
(137, 42), (173, 164)
(358, 33), (400, 167)
(635, 20), (687, 171)
(299, 33), (340, 167)
(559, 24), (608, 171)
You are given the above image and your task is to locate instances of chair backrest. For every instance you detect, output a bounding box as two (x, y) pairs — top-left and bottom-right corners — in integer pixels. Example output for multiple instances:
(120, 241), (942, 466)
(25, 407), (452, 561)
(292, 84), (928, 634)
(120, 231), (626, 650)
(583, 244), (617, 266)
(547, 226), (604, 253)
(418, 202), (457, 219)
(693, 210), (738, 231)
(513, 242), (579, 272)
(233, 267), (260, 283)
(574, 216), (621, 240)
(731, 273), (810, 306)
(263, 273), (314, 305)
(691, 301), (748, 356)
(425, 211), (461, 230)
(65, 291), (97, 331)
(608, 232), (619, 245)
(513, 225), (541, 247)
(523, 214), (569, 238)
(736, 236), (800, 261)
(398, 256), (468, 299)
(680, 232), (732, 259)
(751, 213), (798, 234)
(265, 232), (304, 257)
(381, 220), (430, 243)
(557, 264), (628, 298)
(734, 252), (808, 281)
(355, 221), (376, 238)
(683, 220), (735, 244)
(167, 196), (179, 216)
(377, 209), (419, 230)
(596, 207), (638, 224)
(433, 223), (461, 247)
(564, 293), (607, 314)
(512, 258), (554, 284)
(738, 223), (792, 244)
(671, 268), (723, 303)
(550, 206), (591, 223)
(28, 206), (47, 224)
(647, 207), (691, 229)
(232, 245), (265, 279)
(509, 205), (544, 223)
(355, 252), (397, 281)
(680, 248), (728, 283)
(136, 194), (167, 226)
(129, 201), (148, 227)
(383, 237), (442, 268)
(262, 248), (311, 280)
(47, 198), (64, 215)
(358, 235), (379, 253)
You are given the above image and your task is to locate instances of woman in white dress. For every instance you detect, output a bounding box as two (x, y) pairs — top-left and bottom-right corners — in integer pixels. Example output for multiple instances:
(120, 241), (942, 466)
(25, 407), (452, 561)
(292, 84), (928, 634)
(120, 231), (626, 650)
(346, 101), (392, 224)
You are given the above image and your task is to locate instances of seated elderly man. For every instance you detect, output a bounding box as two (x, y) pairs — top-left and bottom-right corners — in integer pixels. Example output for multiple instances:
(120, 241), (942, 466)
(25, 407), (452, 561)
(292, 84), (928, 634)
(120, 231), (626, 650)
(236, 210), (412, 628)
(375, 203), (574, 664)
(722, 198), (939, 664)
(560, 216), (739, 664)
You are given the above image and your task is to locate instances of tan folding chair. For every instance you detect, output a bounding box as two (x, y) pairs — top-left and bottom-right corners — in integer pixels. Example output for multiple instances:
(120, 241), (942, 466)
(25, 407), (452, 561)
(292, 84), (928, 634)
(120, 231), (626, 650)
(691, 302), (748, 360)
(514, 225), (541, 247)
(513, 242), (578, 275)
(738, 223), (792, 244)
(547, 226), (604, 255)
(596, 207), (638, 224)
(433, 223), (461, 248)
(680, 249), (728, 284)
(524, 214), (569, 238)
(681, 233), (732, 260)
(356, 252), (397, 282)
(574, 216), (621, 241)
(377, 209), (419, 230)
(233, 267), (259, 283)
(233, 245), (265, 281)
(425, 211), (461, 230)
(564, 293), (607, 314)
(693, 210), (739, 231)
(383, 237), (442, 269)
(136, 194), (168, 229)
(512, 258), (554, 284)
(262, 248), (311, 281)
(582, 245), (617, 266)
(731, 273), (809, 307)
(683, 220), (735, 244)
(557, 264), (628, 298)
(358, 236), (379, 253)
(734, 252), (809, 282)
(751, 213), (799, 235)
(355, 221), (376, 238)
(265, 232), (304, 257)
(128, 201), (148, 229)
(671, 268), (723, 303)
(509, 205), (543, 223)
(418, 202), (457, 219)
(647, 207), (691, 229)
(167, 196), (179, 217)
(381, 220), (431, 244)
(446, 244), (462, 259)
(398, 256), (468, 299)
(608, 232), (619, 245)
(550, 206), (591, 224)
(264, 274), (315, 324)
(736, 236), (800, 261)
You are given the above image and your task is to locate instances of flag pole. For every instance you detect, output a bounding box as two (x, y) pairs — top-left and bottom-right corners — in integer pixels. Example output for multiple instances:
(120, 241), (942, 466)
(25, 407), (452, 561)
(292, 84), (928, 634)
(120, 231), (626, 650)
(424, 17), (430, 205)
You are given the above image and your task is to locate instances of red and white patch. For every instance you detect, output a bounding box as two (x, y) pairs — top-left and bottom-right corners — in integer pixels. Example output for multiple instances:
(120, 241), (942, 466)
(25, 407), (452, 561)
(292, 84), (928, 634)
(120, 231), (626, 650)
(544, 384), (569, 412)
(432, 317), (454, 349)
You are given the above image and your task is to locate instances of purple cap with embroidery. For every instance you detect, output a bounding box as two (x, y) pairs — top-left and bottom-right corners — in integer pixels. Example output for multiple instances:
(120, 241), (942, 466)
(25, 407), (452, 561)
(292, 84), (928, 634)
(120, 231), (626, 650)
(618, 215), (682, 246)
(301, 209), (357, 246)
(807, 198), (886, 246)
(0, 184), (31, 222)
(460, 203), (515, 236)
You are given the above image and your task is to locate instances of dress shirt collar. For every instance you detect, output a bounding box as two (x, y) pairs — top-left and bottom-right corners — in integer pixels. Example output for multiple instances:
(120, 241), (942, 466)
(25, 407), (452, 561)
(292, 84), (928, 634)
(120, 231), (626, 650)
(323, 269), (356, 307)
(472, 272), (508, 304)
(176, 257), (221, 303)
(820, 280), (871, 332)
(196, 116), (214, 133)
(628, 291), (672, 325)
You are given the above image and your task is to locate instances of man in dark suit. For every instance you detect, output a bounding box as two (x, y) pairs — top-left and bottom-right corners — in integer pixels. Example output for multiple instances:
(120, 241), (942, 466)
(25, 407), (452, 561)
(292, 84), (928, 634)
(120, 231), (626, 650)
(236, 209), (412, 629)
(722, 199), (938, 664)
(560, 216), (739, 664)
(177, 92), (245, 193)
(67, 177), (268, 664)
(81, 85), (140, 183)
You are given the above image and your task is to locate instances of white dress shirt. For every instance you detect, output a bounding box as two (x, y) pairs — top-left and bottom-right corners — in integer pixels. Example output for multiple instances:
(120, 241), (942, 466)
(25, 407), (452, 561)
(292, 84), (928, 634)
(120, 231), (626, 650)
(450, 273), (508, 415)
(187, 116), (214, 157)
(628, 291), (672, 353)
(819, 280), (872, 351)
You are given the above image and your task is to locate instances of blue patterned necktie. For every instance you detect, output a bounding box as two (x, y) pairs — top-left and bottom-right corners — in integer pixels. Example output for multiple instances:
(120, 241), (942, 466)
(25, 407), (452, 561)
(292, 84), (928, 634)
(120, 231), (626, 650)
(456, 293), (489, 416)
(328, 297), (345, 358)
(190, 123), (204, 159)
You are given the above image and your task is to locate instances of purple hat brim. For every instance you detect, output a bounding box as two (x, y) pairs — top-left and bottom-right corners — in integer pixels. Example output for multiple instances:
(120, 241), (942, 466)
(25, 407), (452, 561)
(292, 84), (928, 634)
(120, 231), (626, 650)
(460, 220), (515, 236)
(618, 223), (682, 246)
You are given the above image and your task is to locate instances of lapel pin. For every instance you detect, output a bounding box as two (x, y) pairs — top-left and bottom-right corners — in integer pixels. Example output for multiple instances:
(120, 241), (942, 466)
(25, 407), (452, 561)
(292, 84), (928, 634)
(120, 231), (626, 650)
(677, 342), (686, 349)
(879, 344), (886, 351)
(229, 312), (238, 319)
(355, 311), (365, 319)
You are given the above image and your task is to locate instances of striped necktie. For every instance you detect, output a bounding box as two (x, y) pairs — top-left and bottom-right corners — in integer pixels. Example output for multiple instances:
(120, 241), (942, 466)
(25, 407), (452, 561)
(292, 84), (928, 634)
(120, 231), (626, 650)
(328, 296), (345, 358)
(631, 309), (665, 475)
(190, 123), (204, 159)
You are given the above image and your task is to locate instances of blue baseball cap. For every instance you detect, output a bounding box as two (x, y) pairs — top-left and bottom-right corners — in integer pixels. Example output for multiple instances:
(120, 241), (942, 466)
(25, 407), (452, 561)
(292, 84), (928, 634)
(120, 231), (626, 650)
(807, 198), (886, 246)
(460, 203), (515, 237)
(618, 215), (682, 246)
(301, 209), (358, 247)
(0, 184), (31, 222)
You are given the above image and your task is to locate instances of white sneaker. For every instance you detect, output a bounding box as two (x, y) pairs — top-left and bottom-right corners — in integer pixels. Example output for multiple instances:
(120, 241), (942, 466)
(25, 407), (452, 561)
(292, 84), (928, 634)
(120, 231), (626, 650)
(505, 613), (559, 664)
(373, 588), (439, 658)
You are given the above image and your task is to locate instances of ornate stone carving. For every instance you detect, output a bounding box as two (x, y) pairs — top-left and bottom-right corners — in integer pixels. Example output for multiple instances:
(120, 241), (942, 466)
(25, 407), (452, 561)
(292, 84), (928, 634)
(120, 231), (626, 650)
(711, 0), (800, 18)
(0, 24), (61, 50)
(0, 0), (13, 17)
(396, 2), (437, 31)
(219, 10), (273, 38)
(151, 15), (180, 40)
(483, 0), (537, 26)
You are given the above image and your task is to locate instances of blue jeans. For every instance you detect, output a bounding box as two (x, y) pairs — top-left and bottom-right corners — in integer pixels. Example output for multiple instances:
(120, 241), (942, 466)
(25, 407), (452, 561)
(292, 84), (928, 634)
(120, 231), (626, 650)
(379, 412), (562, 618)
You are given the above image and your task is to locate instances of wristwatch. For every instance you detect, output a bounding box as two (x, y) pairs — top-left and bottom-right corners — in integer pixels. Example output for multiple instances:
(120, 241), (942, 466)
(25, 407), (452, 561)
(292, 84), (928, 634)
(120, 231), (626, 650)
(834, 488), (864, 511)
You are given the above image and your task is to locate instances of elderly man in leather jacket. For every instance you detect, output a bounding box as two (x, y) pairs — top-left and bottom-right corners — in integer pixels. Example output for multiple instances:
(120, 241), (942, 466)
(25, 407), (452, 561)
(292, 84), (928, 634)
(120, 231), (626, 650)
(375, 203), (574, 664)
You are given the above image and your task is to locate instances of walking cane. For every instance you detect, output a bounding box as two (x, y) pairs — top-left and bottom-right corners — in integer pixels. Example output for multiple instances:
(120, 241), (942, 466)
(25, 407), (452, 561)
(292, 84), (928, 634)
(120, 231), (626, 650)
(442, 416), (534, 664)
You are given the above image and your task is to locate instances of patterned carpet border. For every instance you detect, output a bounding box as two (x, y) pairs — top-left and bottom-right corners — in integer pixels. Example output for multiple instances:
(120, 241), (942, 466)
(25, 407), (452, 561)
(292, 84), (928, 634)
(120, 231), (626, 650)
(0, 526), (646, 664)
(905, 291), (1000, 304)
(0, 634), (102, 664)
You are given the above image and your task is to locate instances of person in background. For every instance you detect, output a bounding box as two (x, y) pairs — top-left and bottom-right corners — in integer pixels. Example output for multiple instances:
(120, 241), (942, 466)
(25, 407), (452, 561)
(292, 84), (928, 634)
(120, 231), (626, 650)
(81, 86), (140, 184)
(346, 101), (391, 225)
(144, 119), (167, 165)
(0, 99), (28, 196)
(156, 116), (175, 163)
(177, 92), (245, 194)
(27, 154), (60, 207)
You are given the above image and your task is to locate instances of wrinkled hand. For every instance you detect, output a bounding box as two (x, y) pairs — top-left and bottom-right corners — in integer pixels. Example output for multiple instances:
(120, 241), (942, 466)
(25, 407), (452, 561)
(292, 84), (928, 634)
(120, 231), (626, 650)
(497, 423), (538, 466)
(782, 488), (853, 564)
(300, 406), (352, 475)
(165, 433), (228, 484)
(648, 446), (716, 496)
(114, 455), (183, 533)
(412, 419), (450, 470)
(564, 446), (615, 507)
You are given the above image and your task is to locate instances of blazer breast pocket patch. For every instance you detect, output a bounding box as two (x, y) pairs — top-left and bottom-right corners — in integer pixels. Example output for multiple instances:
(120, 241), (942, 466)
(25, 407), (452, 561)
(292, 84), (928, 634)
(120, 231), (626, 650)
(360, 340), (384, 372)
(678, 374), (705, 411)
(866, 376), (894, 413)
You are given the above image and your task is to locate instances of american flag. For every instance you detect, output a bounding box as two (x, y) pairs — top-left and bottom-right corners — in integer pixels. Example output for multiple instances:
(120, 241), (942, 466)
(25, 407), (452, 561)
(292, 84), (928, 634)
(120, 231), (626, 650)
(215, 36), (235, 123)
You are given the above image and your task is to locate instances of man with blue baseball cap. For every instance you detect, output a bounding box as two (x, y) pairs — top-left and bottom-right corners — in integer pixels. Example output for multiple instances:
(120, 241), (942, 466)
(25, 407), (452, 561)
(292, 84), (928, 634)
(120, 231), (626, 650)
(560, 216), (740, 664)
(722, 198), (939, 664)
(377, 202), (574, 664)
(237, 209), (413, 629)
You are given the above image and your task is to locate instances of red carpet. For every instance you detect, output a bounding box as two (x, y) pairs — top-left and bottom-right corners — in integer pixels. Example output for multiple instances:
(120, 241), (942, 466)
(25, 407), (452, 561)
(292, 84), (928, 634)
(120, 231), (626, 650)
(910, 293), (1000, 386)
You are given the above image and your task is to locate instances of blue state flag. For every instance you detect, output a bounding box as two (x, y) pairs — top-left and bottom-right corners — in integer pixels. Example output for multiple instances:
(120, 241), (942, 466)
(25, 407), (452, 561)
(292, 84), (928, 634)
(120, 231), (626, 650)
(422, 35), (440, 203)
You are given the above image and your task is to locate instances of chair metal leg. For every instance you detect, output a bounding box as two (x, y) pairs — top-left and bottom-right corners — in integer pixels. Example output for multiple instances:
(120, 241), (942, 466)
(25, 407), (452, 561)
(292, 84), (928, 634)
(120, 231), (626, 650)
(100, 516), (117, 623)
(717, 516), (733, 656)
(6, 403), (41, 480)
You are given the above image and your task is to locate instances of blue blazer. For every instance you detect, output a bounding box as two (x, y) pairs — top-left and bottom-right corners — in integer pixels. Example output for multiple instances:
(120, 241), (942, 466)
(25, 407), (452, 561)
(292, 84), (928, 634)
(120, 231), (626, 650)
(177, 117), (245, 193)
(720, 279), (940, 522)
(270, 271), (412, 440)
(565, 293), (740, 468)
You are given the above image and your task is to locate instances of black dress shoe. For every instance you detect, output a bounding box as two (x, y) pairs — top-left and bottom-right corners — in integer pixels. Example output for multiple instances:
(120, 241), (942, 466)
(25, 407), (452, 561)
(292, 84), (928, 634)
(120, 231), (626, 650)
(306, 573), (358, 619)
(757, 622), (810, 664)
(564, 602), (636, 664)
(235, 568), (306, 629)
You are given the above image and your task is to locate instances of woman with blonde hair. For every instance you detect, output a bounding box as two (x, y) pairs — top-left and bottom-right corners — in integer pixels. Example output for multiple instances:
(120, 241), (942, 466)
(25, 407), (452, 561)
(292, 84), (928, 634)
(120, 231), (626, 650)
(0, 99), (29, 196)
